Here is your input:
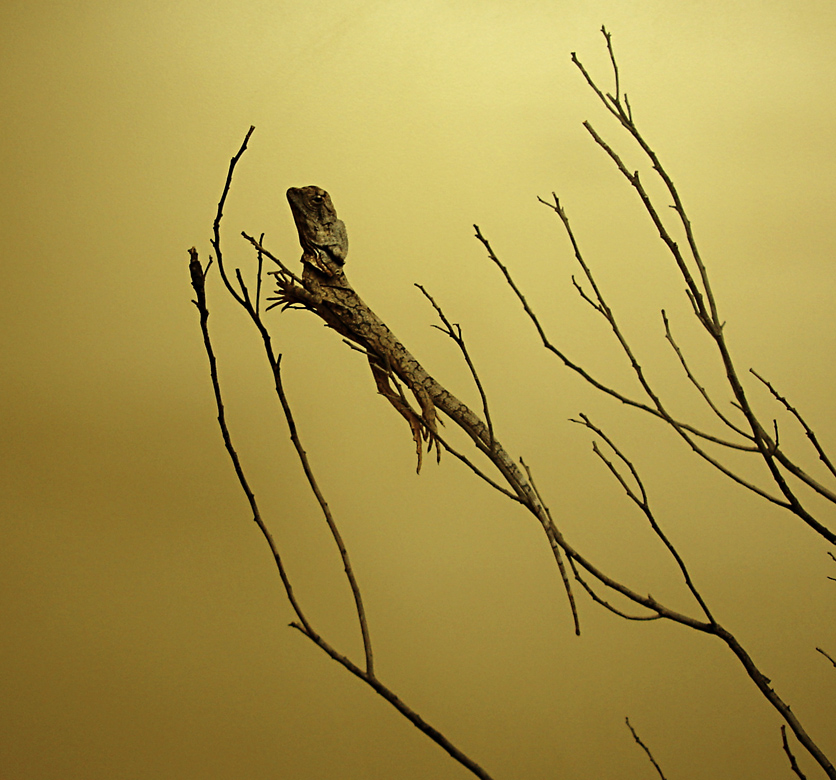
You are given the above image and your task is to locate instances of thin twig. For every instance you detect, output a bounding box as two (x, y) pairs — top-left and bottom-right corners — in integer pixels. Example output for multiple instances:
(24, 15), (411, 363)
(195, 138), (499, 778)
(574, 28), (719, 327)
(574, 414), (716, 624)
(481, 38), (836, 766)
(782, 725), (809, 780)
(750, 368), (836, 490)
(413, 280), (579, 632)
(211, 126), (256, 307)
(816, 647), (836, 668)
(626, 717), (668, 780)
(255, 232), (265, 313)
(415, 284), (496, 450)
(242, 231), (304, 284)
(520, 457), (581, 635)
(436, 433), (523, 503)
(209, 130), (374, 677)
(474, 222), (754, 453)
(510, 202), (792, 508)
(663, 310), (750, 438)
(188, 247), (315, 640)
(568, 558), (660, 621)
(572, 38), (836, 545)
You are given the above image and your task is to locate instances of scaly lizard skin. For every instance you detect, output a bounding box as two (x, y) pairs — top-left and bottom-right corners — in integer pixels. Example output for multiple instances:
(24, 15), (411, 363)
(269, 186), (517, 484)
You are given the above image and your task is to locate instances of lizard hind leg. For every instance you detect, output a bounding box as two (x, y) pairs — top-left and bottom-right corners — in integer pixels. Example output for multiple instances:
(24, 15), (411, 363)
(412, 383), (442, 466)
(368, 358), (431, 474)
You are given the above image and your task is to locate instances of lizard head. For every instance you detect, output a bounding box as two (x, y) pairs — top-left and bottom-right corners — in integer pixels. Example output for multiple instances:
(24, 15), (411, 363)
(287, 185), (335, 219)
(286, 186), (348, 275)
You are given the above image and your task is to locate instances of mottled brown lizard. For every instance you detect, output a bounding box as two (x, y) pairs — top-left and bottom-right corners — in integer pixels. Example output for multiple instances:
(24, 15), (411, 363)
(262, 185), (577, 627)
(269, 186), (519, 487)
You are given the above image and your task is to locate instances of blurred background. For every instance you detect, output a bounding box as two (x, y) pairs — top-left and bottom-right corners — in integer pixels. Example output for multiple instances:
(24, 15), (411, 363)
(1, 1), (835, 778)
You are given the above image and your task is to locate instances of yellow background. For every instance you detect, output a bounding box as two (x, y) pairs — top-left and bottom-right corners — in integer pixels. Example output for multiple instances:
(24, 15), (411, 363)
(1, 1), (834, 778)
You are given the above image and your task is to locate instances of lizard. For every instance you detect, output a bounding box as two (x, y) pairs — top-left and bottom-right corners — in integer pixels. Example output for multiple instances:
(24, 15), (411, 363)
(259, 185), (579, 631)
(270, 185), (440, 472)
(266, 186), (529, 493)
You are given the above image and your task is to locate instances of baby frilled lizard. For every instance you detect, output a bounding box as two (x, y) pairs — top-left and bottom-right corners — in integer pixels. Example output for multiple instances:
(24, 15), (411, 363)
(269, 185), (442, 472)
(263, 187), (579, 628)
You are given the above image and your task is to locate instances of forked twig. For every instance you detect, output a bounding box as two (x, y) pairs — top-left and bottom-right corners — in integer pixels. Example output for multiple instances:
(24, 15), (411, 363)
(474, 222), (754, 453)
(568, 557), (660, 621)
(573, 414), (715, 624)
(520, 457), (580, 635)
(662, 310), (750, 437)
(750, 369), (836, 495)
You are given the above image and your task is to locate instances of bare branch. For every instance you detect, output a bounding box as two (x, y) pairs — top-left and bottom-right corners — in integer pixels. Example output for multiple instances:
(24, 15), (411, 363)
(531, 201), (800, 508)
(242, 231), (304, 285)
(580, 121), (711, 324)
(211, 126), (256, 306)
(204, 134), (375, 676)
(193, 167), (500, 777)
(572, 39), (836, 544)
(436, 433), (524, 503)
(187, 247), (316, 641)
(255, 232), (265, 314)
(750, 369), (836, 492)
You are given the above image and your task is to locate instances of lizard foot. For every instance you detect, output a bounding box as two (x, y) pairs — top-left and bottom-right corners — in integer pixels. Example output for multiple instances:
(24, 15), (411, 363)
(369, 359), (438, 474)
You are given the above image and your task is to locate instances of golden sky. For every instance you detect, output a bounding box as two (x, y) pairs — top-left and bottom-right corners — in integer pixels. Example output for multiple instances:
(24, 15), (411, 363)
(1, 1), (835, 778)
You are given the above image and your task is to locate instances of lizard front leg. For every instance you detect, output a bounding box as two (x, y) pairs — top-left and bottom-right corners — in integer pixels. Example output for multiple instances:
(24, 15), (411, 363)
(266, 269), (322, 311)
